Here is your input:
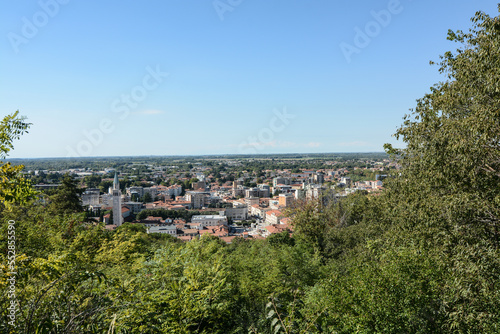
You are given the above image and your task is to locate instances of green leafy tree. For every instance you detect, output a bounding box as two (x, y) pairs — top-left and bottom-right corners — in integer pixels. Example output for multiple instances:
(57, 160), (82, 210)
(0, 111), (36, 210)
(116, 236), (235, 333)
(285, 7), (500, 333)
(82, 174), (102, 188)
(49, 173), (84, 214)
(98, 179), (113, 193)
(314, 7), (500, 333)
(141, 192), (153, 203)
(381, 8), (500, 330)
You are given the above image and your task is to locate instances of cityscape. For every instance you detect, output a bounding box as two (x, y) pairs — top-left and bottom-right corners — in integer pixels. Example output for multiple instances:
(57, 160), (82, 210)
(23, 154), (391, 242)
(1, 1), (499, 333)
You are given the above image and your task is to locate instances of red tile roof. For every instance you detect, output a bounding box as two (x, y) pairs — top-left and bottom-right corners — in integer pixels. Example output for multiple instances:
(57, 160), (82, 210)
(219, 236), (237, 244)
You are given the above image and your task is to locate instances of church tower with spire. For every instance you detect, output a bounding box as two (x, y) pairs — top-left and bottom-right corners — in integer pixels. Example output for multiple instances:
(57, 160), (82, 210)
(112, 172), (123, 226)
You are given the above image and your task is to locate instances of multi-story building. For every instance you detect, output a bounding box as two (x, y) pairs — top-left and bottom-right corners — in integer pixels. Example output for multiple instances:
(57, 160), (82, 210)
(191, 215), (227, 227)
(100, 193), (113, 207)
(244, 185), (271, 198)
(340, 177), (352, 188)
(222, 202), (248, 221)
(274, 184), (292, 194)
(250, 205), (270, 219)
(152, 184), (183, 198)
(245, 188), (259, 198)
(81, 188), (100, 206)
(148, 225), (177, 235)
(122, 201), (143, 214)
(273, 177), (291, 187)
(185, 191), (208, 209)
(295, 188), (305, 200)
(305, 184), (325, 200)
(127, 186), (144, 198)
(278, 193), (294, 207)
(257, 184), (271, 198)
(313, 172), (325, 184)
(143, 187), (158, 200)
(232, 186), (245, 198)
(265, 210), (283, 226)
(245, 197), (260, 213)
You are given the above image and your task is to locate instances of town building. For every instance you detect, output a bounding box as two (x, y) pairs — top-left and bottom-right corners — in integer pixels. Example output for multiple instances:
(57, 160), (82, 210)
(278, 193), (294, 207)
(148, 225), (177, 235)
(185, 191), (208, 209)
(265, 210), (283, 226)
(112, 173), (123, 226)
(122, 201), (143, 214)
(81, 188), (100, 206)
(222, 202), (248, 221)
(191, 215), (228, 227)
(273, 177), (291, 187)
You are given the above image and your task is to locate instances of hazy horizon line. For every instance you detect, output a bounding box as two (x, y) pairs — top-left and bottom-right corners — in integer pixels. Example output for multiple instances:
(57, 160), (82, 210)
(6, 151), (388, 161)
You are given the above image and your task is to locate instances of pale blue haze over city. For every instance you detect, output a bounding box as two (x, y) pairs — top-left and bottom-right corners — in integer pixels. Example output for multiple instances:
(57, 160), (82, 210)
(1, 0), (498, 158)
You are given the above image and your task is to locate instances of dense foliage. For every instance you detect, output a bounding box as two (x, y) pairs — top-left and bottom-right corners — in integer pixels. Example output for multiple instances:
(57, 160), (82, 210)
(0, 112), (36, 209)
(2, 7), (500, 333)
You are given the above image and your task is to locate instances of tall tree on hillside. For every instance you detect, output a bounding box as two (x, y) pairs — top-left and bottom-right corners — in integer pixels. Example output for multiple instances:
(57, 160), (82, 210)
(297, 8), (500, 334)
(380, 7), (500, 331)
(49, 173), (84, 214)
(142, 192), (153, 203)
(384, 6), (500, 242)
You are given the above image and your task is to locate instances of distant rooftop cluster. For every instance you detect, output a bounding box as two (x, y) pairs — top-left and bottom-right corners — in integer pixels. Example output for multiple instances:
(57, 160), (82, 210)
(23, 154), (395, 242)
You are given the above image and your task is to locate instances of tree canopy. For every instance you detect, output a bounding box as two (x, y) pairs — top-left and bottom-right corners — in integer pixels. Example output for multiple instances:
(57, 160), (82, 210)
(0, 111), (36, 210)
(49, 173), (84, 214)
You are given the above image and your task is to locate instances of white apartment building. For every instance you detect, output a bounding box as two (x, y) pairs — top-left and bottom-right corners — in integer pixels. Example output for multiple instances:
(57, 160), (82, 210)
(191, 215), (227, 227)
(222, 204), (248, 221)
(81, 188), (100, 206)
(148, 225), (177, 235)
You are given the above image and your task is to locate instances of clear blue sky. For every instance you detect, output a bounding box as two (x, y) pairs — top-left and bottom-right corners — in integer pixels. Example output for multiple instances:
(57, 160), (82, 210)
(1, 0), (498, 158)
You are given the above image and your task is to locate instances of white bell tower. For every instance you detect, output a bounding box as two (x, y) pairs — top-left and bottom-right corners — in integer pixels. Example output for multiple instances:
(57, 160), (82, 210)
(112, 172), (123, 226)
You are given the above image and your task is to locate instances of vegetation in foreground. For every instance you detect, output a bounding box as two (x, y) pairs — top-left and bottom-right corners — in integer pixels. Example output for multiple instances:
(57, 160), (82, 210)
(1, 7), (500, 334)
